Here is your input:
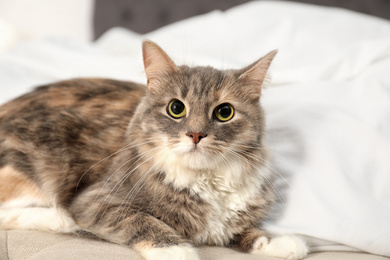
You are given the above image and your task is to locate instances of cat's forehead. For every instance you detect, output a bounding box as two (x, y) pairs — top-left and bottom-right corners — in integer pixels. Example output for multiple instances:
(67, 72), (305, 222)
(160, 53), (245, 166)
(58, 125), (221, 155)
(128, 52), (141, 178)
(170, 66), (238, 101)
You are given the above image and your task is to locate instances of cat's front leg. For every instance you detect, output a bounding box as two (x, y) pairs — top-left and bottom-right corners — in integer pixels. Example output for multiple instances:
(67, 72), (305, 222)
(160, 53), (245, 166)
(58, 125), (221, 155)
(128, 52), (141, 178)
(234, 228), (308, 259)
(71, 205), (199, 260)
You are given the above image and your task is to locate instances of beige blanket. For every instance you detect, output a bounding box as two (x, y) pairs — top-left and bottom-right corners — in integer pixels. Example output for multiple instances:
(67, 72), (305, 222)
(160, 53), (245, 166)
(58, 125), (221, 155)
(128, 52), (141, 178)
(1, 230), (388, 260)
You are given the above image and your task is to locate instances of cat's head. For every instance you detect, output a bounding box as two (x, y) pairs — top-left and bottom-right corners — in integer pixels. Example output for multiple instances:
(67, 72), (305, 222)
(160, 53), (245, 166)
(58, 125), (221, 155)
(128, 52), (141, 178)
(129, 41), (277, 188)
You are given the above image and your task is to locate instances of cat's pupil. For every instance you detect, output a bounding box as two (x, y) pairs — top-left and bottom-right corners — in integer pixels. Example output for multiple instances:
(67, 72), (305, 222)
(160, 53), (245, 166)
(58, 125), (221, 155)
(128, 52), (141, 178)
(218, 105), (231, 118)
(171, 100), (184, 114)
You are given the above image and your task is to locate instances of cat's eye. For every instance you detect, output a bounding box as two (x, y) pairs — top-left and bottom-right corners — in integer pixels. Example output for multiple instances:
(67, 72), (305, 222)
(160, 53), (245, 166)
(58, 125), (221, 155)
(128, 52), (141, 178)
(167, 99), (186, 118)
(214, 103), (234, 122)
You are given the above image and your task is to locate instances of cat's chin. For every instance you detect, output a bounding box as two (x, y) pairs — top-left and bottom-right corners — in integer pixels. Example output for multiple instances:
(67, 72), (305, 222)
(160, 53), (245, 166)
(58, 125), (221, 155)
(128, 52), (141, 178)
(180, 150), (217, 170)
(168, 144), (212, 168)
(162, 147), (219, 172)
(160, 151), (220, 189)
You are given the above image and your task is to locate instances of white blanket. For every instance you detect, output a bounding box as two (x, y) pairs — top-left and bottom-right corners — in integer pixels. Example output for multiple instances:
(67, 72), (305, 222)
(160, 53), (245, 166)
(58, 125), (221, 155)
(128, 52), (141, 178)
(1, 1), (389, 257)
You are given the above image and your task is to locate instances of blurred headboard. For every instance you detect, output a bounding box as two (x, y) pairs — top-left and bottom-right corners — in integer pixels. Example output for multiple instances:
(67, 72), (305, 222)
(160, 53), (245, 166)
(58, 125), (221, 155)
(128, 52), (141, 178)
(94, 0), (390, 39)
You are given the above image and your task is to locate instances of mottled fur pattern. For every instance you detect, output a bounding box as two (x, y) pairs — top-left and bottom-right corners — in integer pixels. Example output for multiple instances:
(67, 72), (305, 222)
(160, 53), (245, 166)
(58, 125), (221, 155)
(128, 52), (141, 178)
(0, 41), (308, 259)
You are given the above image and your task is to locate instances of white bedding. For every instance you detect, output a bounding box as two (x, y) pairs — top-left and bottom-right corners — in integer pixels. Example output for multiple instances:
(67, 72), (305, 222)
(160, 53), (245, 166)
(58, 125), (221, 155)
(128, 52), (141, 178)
(1, 1), (389, 257)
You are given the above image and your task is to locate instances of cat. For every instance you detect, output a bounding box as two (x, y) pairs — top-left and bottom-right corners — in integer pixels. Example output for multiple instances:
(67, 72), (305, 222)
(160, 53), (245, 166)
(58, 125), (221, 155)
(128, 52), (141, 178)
(0, 41), (308, 260)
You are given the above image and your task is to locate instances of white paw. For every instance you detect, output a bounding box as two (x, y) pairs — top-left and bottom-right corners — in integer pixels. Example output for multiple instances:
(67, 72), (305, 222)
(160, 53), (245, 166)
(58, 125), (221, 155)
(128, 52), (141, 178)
(252, 235), (308, 259)
(137, 244), (200, 260)
(0, 207), (79, 233)
(252, 235), (269, 250)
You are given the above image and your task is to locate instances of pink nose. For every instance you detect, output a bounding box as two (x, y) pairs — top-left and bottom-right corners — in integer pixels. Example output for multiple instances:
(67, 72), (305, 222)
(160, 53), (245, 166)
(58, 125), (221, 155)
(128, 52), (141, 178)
(186, 132), (207, 144)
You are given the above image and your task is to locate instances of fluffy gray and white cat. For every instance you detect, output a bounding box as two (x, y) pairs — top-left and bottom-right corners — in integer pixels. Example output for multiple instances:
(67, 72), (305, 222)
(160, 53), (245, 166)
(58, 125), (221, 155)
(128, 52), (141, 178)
(0, 41), (308, 259)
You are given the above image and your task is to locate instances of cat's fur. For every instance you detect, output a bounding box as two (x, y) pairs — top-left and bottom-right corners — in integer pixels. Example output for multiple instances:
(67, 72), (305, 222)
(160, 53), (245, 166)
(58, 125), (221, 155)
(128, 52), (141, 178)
(0, 41), (308, 259)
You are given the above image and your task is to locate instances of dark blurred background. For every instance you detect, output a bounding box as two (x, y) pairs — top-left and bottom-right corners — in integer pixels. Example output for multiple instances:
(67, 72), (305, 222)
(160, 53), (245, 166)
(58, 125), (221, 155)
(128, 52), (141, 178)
(94, 0), (390, 38)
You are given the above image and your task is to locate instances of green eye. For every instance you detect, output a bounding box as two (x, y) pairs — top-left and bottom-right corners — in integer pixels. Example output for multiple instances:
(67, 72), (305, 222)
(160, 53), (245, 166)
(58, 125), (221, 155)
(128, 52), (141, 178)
(167, 99), (186, 118)
(214, 103), (234, 122)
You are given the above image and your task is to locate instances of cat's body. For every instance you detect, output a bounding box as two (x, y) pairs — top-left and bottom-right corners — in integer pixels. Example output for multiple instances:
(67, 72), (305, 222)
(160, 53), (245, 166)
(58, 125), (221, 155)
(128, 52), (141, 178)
(0, 41), (308, 259)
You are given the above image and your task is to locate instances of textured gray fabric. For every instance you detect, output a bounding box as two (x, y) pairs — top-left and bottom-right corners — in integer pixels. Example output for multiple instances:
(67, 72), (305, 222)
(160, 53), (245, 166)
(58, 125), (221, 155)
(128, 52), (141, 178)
(6, 230), (74, 260)
(1, 230), (389, 260)
(0, 231), (8, 260)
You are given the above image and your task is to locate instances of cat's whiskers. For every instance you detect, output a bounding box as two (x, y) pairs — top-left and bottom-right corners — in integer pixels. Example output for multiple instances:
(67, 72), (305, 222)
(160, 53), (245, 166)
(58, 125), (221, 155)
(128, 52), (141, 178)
(110, 140), (174, 194)
(111, 150), (170, 224)
(182, 140), (284, 196)
(118, 152), (168, 218)
(216, 143), (285, 203)
(87, 137), (165, 208)
(234, 140), (306, 202)
(214, 149), (238, 176)
(92, 151), (159, 223)
(231, 142), (291, 185)
(120, 149), (167, 204)
(94, 141), (174, 224)
(215, 144), (260, 173)
(216, 69), (229, 91)
(170, 142), (224, 157)
(229, 141), (270, 150)
(76, 137), (161, 190)
(227, 144), (288, 203)
(148, 173), (169, 213)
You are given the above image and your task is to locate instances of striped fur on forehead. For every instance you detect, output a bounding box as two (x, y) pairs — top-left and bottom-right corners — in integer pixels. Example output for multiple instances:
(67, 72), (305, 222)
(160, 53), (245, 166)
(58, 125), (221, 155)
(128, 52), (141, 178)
(174, 66), (228, 98)
(149, 65), (251, 102)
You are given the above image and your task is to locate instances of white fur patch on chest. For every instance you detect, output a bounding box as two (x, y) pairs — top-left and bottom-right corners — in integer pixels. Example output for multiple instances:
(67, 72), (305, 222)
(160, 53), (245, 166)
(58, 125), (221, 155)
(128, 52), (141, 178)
(159, 150), (271, 246)
(190, 167), (265, 246)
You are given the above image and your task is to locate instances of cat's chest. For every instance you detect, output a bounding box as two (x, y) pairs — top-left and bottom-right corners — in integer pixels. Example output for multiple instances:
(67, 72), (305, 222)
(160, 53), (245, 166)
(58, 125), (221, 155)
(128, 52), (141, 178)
(155, 155), (270, 246)
(188, 171), (263, 246)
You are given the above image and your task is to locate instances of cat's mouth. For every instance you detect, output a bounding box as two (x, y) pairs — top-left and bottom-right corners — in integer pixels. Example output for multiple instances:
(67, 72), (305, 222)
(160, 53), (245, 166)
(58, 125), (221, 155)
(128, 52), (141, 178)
(169, 139), (222, 167)
(189, 144), (202, 152)
(186, 143), (213, 155)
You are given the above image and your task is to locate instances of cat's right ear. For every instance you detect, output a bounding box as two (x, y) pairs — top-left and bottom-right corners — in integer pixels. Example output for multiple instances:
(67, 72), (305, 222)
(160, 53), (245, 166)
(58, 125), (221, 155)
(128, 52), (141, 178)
(142, 40), (178, 91)
(237, 50), (278, 98)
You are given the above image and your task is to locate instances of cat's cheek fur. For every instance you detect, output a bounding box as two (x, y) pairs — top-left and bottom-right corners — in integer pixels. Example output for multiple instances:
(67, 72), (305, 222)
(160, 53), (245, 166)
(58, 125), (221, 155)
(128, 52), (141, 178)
(135, 243), (200, 260)
(251, 235), (309, 260)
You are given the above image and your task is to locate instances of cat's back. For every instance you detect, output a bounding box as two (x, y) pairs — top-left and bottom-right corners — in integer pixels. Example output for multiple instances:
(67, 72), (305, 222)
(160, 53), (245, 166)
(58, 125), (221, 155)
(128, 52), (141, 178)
(0, 78), (145, 121)
(0, 78), (146, 157)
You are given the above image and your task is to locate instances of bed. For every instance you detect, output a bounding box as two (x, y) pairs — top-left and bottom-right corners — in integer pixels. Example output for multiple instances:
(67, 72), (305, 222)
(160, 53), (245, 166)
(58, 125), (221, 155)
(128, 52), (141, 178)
(0, 0), (389, 259)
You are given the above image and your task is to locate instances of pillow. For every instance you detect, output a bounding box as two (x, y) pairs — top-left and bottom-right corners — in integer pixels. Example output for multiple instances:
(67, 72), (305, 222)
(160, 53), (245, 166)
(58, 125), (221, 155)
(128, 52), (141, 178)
(0, 0), (94, 41)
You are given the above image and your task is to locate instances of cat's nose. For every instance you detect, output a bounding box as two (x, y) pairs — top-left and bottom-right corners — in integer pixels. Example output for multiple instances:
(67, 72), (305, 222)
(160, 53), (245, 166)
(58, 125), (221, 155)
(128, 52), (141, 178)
(186, 132), (207, 144)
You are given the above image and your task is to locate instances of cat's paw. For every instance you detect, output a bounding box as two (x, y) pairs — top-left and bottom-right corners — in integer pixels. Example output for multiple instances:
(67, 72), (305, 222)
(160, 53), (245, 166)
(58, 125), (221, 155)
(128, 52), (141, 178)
(136, 243), (200, 260)
(252, 235), (308, 260)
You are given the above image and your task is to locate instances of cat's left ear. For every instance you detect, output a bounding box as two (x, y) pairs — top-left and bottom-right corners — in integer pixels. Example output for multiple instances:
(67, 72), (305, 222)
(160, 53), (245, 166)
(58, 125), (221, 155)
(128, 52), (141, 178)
(238, 50), (278, 97)
(142, 40), (178, 91)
